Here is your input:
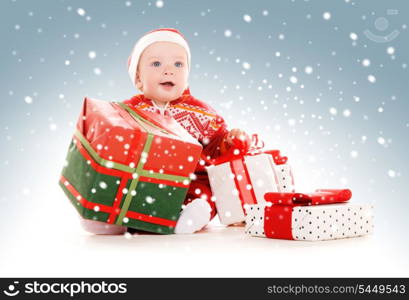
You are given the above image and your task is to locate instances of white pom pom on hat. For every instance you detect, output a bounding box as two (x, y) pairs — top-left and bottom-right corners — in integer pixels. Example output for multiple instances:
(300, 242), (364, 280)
(127, 28), (191, 87)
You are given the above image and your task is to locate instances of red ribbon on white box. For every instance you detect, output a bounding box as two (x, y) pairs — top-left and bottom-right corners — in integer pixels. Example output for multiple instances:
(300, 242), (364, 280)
(210, 134), (288, 166)
(263, 189), (352, 239)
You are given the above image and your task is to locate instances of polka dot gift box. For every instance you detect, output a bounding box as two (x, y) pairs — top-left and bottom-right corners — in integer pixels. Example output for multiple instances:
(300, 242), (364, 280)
(207, 150), (295, 225)
(59, 97), (202, 234)
(244, 189), (374, 241)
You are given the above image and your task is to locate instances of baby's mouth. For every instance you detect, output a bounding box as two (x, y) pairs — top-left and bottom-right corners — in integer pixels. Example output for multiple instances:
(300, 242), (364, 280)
(159, 81), (175, 87)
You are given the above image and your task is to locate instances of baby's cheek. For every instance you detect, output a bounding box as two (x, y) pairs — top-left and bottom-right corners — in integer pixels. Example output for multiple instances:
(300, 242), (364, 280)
(136, 81), (143, 91)
(181, 72), (189, 86)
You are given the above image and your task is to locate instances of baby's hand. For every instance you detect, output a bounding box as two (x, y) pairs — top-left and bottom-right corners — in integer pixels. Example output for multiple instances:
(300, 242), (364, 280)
(225, 128), (251, 148)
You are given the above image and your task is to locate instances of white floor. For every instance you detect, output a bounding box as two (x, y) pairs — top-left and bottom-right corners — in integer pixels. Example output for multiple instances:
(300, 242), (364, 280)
(1, 190), (408, 278)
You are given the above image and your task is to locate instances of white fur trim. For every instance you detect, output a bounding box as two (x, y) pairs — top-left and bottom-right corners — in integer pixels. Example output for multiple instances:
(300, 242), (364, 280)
(128, 30), (191, 86)
(174, 198), (211, 234)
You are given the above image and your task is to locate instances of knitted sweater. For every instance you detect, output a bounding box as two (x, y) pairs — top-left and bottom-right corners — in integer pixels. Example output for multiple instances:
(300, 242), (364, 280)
(123, 90), (231, 169)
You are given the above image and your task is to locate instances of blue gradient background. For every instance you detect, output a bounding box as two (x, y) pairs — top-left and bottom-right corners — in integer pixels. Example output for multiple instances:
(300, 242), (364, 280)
(1, 0), (408, 275)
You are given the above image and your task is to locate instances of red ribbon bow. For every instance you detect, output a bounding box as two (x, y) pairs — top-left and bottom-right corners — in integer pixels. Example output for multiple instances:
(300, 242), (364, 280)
(210, 134), (288, 166)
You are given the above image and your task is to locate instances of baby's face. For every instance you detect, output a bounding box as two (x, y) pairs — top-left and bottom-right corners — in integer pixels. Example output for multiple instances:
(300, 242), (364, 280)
(136, 41), (189, 103)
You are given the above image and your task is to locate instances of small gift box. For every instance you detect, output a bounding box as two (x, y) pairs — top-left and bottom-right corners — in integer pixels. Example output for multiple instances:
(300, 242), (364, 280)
(207, 143), (295, 225)
(59, 97), (202, 234)
(245, 189), (374, 241)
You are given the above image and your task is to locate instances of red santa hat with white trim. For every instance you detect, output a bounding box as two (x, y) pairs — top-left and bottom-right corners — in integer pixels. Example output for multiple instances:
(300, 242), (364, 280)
(127, 28), (191, 87)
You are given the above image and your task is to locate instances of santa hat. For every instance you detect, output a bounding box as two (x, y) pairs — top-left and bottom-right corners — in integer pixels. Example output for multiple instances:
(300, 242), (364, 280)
(128, 28), (191, 87)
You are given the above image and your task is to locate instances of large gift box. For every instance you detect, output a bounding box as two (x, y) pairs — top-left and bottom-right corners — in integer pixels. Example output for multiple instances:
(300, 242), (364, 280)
(207, 150), (295, 225)
(59, 97), (202, 234)
(245, 189), (374, 241)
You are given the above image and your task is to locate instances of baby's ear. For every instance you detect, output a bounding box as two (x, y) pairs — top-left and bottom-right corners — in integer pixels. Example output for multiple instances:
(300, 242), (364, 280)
(135, 72), (143, 91)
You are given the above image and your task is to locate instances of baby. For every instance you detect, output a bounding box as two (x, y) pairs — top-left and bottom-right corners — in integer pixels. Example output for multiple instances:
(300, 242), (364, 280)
(80, 28), (250, 235)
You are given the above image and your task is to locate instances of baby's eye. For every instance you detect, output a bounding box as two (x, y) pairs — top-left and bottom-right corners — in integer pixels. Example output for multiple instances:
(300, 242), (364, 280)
(175, 61), (183, 68)
(151, 61), (161, 67)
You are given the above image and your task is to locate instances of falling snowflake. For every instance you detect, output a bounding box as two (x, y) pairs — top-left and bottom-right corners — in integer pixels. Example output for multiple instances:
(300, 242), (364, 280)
(349, 32), (358, 40)
(362, 59), (370, 67)
(77, 8), (86, 16)
(340, 177), (348, 185)
(386, 47), (395, 55)
(377, 137), (385, 145)
(388, 170), (396, 178)
(94, 68), (102, 75)
(242, 62), (251, 70)
(305, 66), (313, 74)
(367, 75), (376, 83)
(49, 123), (57, 131)
(224, 29), (232, 37)
(289, 76), (298, 84)
(342, 109), (351, 117)
(24, 96), (33, 104)
(155, 1), (164, 8)
(243, 14), (252, 23)
(323, 12), (331, 20)
(88, 51), (96, 59)
(145, 196), (155, 204)
(105, 161), (114, 168)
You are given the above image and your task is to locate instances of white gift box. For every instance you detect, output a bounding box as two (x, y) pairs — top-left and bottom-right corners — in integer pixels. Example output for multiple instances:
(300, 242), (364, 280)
(244, 202), (374, 241)
(206, 153), (295, 225)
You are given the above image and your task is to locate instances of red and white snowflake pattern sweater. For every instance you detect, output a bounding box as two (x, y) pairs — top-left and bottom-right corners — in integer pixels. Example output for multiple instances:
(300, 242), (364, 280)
(123, 89), (231, 220)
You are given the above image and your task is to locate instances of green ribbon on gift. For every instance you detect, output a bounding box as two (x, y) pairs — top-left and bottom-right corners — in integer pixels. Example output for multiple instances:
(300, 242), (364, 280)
(74, 130), (189, 182)
(115, 133), (153, 225)
(74, 130), (134, 173)
(73, 101), (193, 226)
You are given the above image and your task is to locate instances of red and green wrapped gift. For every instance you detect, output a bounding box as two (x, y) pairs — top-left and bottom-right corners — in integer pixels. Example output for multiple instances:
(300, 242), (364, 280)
(59, 97), (202, 234)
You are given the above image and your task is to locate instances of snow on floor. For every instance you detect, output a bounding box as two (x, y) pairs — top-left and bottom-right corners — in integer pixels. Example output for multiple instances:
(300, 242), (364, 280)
(0, 186), (407, 277)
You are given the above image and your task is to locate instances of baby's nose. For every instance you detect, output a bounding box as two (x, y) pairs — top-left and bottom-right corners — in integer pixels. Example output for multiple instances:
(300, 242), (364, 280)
(164, 70), (174, 75)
